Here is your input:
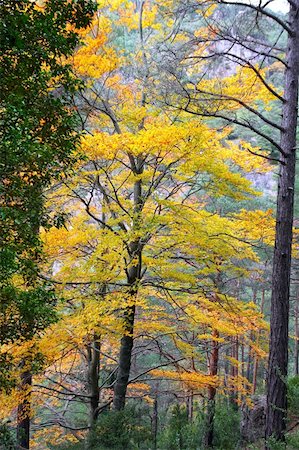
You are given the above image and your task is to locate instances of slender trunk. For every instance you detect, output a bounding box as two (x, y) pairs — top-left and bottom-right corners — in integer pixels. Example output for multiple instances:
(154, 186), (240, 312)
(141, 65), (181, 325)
(187, 391), (194, 422)
(247, 289), (258, 385)
(252, 288), (259, 394)
(295, 285), (299, 376)
(260, 289), (265, 315)
(266, 2), (299, 443)
(87, 286), (105, 425)
(235, 337), (239, 404)
(188, 352), (195, 422)
(16, 201), (42, 450)
(229, 337), (238, 407)
(87, 336), (101, 424)
(17, 369), (32, 449)
(241, 343), (245, 379)
(253, 356), (258, 395)
(203, 330), (219, 448)
(113, 302), (136, 410)
(152, 394), (158, 450)
(247, 335), (253, 383)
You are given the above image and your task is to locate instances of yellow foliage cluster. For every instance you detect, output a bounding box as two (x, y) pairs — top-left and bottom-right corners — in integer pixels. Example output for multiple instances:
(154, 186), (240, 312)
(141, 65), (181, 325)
(1, 0), (278, 434)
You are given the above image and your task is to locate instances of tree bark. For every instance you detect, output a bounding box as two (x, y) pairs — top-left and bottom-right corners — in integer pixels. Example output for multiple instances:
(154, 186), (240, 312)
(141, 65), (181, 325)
(247, 337), (253, 384)
(203, 329), (219, 448)
(113, 302), (136, 410)
(113, 167), (143, 410)
(252, 356), (259, 395)
(266, 1), (299, 444)
(187, 391), (194, 422)
(152, 394), (158, 450)
(87, 335), (101, 424)
(17, 369), (32, 449)
(229, 336), (239, 407)
(295, 285), (299, 376)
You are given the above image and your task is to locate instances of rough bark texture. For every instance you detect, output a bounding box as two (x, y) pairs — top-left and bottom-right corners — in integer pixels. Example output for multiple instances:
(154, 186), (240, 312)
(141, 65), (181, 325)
(266, 1), (299, 443)
(113, 169), (143, 410)
(113, 303), (136, 410)
(252, 355), (259, 395)
(152, 394), (158, 450)
(229, 336), (239, 407)
(87, 336), (101, 424)
(241, 396), (266, 443)
(203, 330), (219, 448)
(295, 286), (299, 376)
(17, 370), (32, 449)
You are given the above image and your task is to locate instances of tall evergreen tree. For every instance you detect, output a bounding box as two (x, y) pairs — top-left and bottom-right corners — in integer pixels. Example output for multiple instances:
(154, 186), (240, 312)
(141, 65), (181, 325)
(0, 0), (95, 343)
(0, 1), (95, 447)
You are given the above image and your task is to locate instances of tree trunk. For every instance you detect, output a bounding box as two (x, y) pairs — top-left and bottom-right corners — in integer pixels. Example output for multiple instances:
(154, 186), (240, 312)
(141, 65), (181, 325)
(266, 1), (299, 444)
(295, 285), (299, 376)
(229, 336), (239, 407)
(241, 343), (245, 379)
(203, 330), (219, 448)
(113, 303), (136, 410)
(17, 369), (32, 449)
(187, 391), (194, 422)
(113, 241), (140, 412)
(247, 336), (253, 384)
(152, 394), (158, 450)
(113, 165), (143, 411)
(253, 356), (258, 395)
(87, 335), (101, 424)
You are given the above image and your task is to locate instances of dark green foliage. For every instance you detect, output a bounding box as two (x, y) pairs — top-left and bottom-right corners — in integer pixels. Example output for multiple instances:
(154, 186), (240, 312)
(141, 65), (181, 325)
(288, 376), (299, 417)
(212, 402), (240, 449)
(0, 0), (96, 350)
(158, 401), (240, 450)
(286, 432), (299, 450)
(0, 0), (96, 390)
(46, 401), (242, 450)
(49, 406), (152, 450)
(48, 442), (84, 450)
(158, 404), (200, 450)
(0, 284), (57, 344)
(0, 423), (17, 450)
(0, 0), (96, 283)
(88, 406), (152, 449)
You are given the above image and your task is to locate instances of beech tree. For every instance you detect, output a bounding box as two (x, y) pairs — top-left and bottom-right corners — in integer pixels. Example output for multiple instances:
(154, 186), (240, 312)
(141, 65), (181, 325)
(27, 3), (275, 445)
(63, 0), (273, 416)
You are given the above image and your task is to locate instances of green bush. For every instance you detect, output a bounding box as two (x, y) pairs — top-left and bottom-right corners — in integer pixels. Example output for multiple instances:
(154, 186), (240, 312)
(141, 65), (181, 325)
(158, 404), (204, 450)
(49, 401), (241, 450)
(287, 431), (299, 449)
(88, 405), (152, 450)
(0, 423), (17, 450)
(158, 401), (240, 450)
(213, 402), (240, 449)
(48, 444), (83, 450)
(49, 406), (152, 450)
(288, 376), (299, 417)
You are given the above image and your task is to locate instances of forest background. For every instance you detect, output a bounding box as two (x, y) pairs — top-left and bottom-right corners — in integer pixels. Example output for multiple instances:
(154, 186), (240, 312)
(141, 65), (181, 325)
(0, 1), (299, 449)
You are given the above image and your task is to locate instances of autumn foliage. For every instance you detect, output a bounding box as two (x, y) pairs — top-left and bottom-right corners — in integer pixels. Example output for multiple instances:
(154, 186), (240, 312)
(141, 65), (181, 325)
(0, 0), (291, 449)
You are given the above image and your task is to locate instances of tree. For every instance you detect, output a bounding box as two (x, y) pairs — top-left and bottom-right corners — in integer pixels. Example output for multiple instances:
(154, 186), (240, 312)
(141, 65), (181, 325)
(155, 0), (299, 443)
(0, 2), (283, 447)
(33, 1), (274, 442)
(266, 1), (299, 443)
(0, 0), (95, 347)
(0, 1), (95, 447)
